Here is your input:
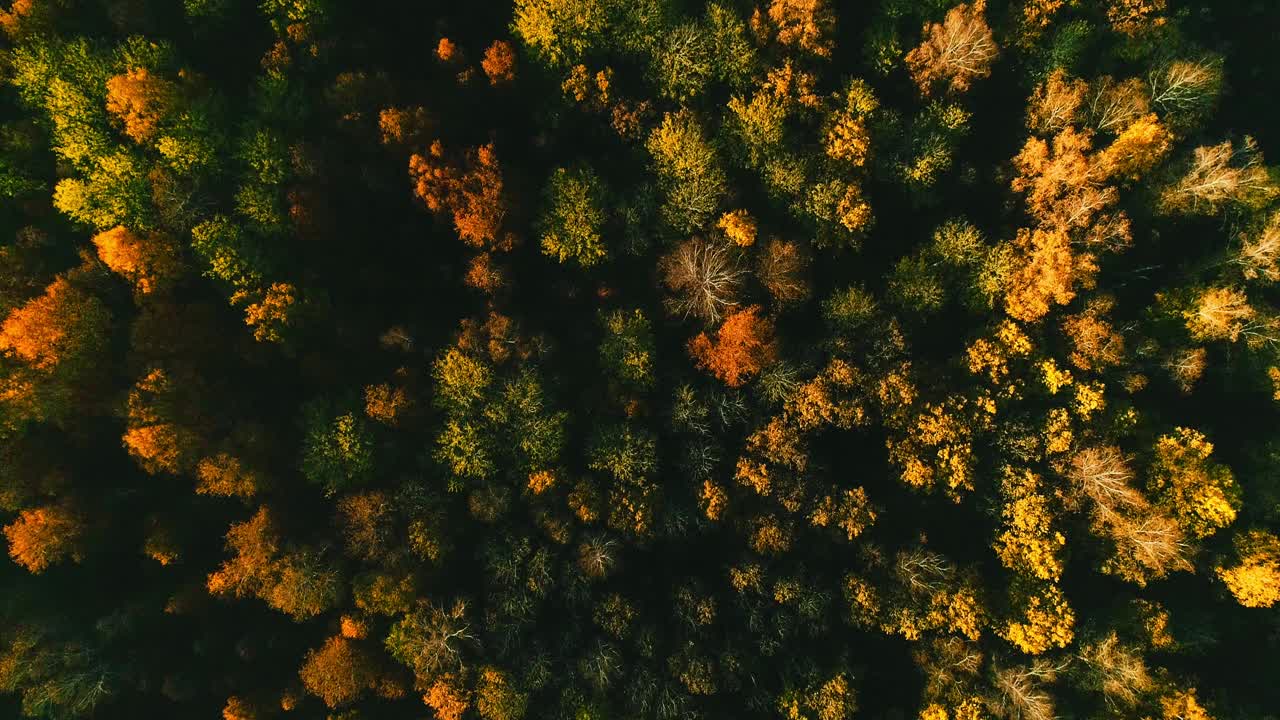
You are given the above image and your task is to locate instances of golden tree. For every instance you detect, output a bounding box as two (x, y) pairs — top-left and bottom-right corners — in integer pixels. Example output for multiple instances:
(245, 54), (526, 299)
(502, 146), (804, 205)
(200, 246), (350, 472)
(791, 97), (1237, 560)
(3, 502), (86, 573)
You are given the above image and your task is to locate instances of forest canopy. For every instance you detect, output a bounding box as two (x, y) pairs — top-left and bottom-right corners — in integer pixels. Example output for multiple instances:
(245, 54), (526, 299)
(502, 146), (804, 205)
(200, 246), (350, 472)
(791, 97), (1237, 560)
(0, 0), (1279, 719)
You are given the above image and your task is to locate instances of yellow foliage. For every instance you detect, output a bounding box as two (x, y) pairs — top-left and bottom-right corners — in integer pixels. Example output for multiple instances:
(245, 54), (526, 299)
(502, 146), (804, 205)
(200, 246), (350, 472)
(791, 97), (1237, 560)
(1160, 689), (1214, 720)
(1073, 381), (1105, 419)
(1041, 407), (1072, 455)
(717, 209), (757, 247)
(1150, 427), (1239, 538)
(999, 583), (1074, 655)
(1097, 114), (1173, 181)
(1217, 530), (1280, 608)
(1039, 358), (1073, 394)
(701, 479), (728, 521)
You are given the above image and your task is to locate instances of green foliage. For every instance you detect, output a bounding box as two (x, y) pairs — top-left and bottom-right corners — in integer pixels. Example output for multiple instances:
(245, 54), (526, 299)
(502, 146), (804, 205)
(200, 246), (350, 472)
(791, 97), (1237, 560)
(599, 309), (655, 390)
(300, 400), (376, 496)
(646, 110), (727, 233)
(538, 166), (608, 267)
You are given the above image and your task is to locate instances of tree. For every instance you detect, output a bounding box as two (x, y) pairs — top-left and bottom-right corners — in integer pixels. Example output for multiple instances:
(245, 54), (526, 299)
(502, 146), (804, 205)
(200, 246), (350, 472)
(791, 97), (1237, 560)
(1159, 138), (1278, 215)
(763, 0), (835, 58)
(537, 166), (607, 267)
(0, 276), (110, 374)
(1216, 530), (1280, 608)
(1073, 631), (1153, 710)
(1148, 58), (1223, 131)
(386, 601), (475, 684)
(688, 306), (776, 387)
(1234, 212), (1280, 282)
(3, 502), (86, 573)
(476, 666), (527, 720)
(481, 41), (516, 85)
(999, 582), (1074, 655)
(410, 142), (513, 250)
(1148, 428), (1240, 539)
(599, 309), (655, 390)
(105, 67), (177, 143)
(300, 400), (375, 496)
(757, 238), (811, 306)
(660, 238), (744, 323)
(905, 1), (997, 96)
(512, 0), (607, 67)
(1028, 70), (1086, 135)
(298, 636), (379, 708)
(91, 226), (182, 295)
(646, 110), (728, 232)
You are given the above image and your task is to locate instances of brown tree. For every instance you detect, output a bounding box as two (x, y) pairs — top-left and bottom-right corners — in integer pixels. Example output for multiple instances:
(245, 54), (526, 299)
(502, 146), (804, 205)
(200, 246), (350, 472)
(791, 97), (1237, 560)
(756, 238), (811, 306)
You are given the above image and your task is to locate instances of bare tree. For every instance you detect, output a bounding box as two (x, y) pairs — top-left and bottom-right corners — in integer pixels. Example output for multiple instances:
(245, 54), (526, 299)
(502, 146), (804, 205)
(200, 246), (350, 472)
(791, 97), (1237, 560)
(990, 659), (1069, 720)
(1087, 76), (1150, 134)
(1075, 632), (1154, 710)
(1160, 138), (1278, 215)
(1235, 213), (1280, 282)
(661, 239), (745, 323)
(1067, 446), (1142, 519)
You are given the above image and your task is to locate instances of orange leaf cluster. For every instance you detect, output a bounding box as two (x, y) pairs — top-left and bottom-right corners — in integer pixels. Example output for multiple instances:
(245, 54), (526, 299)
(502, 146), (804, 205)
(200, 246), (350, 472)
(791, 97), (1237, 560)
(688, 305), (776, 387)
(409, 141), (513, 250)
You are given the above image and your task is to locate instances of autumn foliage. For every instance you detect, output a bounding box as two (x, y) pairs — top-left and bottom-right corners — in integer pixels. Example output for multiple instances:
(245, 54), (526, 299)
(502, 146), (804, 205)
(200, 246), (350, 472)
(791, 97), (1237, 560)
(688, 306), (776, 387)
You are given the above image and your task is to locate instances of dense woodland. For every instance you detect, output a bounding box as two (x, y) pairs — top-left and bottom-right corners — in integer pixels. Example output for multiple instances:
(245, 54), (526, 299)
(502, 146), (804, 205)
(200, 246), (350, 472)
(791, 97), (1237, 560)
(0, 0), (1279, 718)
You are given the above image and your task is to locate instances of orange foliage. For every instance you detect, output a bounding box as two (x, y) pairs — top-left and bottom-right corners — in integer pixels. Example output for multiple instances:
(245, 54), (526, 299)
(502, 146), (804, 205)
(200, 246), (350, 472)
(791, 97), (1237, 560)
(92, 226), (181, 295)
(766, 0), (835, 57)
(1004, 226), (1095, 322)
(105, 68), (177, 143)
(481, 40), (516, 85)
(206, 506), (279, 598)
(337, 491), (394, 561)
(424, 673), (471, 720)
(409, 141), (513, 250)
(237, 282), (297, 343)
(436, 38), (458, 63)
(688, 306), (776, 387)
(299, 636), (379, 708)
(364, 382), (410, 425)
(0, 277), (106, 372)
(464, 252), (508, 294)
(0, 0), (34, 38)
(379, 106), (434, 146)
(905, 1), (997, 95)
(3, 503), (85, 573)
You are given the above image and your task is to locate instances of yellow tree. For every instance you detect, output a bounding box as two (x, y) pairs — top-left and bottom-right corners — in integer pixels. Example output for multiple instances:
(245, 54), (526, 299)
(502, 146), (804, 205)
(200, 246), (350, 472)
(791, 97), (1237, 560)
(1216, 530), (1280, 608)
